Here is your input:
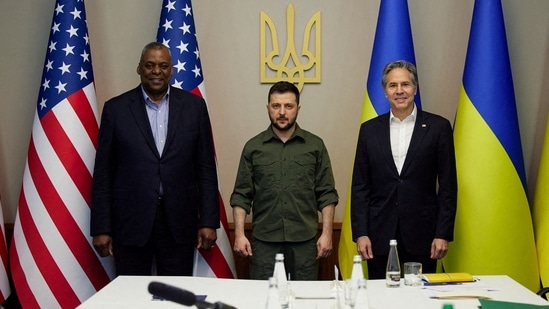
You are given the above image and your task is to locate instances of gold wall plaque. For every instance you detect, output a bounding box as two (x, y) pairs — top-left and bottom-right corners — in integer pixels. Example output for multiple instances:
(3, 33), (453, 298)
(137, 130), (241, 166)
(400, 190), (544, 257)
(260, 4), (321, 92)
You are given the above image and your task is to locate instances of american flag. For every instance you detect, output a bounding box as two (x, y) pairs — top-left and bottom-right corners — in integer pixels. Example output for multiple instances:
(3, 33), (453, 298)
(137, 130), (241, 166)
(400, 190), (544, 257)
(157, 0), (237, 279)
(9, 0), (115, 307)
(0, 197), (10, 303)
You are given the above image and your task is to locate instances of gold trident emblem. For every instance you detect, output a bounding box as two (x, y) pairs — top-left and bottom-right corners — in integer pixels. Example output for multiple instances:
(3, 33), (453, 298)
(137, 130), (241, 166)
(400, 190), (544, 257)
(260, 4), (321, 92)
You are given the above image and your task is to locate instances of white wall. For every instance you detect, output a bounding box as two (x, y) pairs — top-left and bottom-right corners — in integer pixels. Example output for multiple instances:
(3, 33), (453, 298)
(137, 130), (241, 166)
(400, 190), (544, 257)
(1, 0), (548, 223)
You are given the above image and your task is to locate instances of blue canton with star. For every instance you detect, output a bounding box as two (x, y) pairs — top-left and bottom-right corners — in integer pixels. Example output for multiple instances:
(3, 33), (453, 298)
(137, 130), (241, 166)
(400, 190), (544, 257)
(37, 0), (93, 119)
(156, 0), (204, 92)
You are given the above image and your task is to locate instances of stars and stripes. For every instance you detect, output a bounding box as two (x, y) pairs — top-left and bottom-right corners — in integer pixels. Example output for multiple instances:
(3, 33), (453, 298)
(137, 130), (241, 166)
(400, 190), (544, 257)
(158, 0), (205, 97)
(0, 197), (10, 303)
(9, 0), (115, 307)
(156, 0), (237, 279)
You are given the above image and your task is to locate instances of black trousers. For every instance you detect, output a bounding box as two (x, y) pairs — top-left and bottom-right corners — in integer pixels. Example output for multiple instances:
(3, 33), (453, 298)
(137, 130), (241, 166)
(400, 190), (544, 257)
(113, 197), (195, 276)
(366, 226), (437, 279)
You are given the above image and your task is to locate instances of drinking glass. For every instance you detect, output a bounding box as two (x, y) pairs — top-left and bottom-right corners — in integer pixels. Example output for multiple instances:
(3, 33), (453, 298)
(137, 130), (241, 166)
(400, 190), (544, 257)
(403, 262), (422, 286)
(344, 279), (358, 308)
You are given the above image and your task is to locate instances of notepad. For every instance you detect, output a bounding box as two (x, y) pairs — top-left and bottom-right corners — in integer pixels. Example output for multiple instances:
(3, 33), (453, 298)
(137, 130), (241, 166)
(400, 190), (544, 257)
(422, 272), (474, 284)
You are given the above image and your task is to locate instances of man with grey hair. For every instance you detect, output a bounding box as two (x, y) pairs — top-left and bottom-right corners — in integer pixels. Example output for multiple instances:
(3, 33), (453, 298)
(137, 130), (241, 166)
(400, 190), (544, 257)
(351, 60), (457, 278)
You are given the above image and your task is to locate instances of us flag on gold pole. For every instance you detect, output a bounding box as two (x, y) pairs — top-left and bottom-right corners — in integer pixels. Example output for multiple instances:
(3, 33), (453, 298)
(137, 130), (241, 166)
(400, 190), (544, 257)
(0, 197), (10, 303)
(9, 0), (115, 307)
(156, 0), (236, 278)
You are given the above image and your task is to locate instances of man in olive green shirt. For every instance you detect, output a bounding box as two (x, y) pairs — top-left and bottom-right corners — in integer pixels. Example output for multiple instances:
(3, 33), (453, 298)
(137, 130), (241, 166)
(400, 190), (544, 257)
(230, 81), (338, 280)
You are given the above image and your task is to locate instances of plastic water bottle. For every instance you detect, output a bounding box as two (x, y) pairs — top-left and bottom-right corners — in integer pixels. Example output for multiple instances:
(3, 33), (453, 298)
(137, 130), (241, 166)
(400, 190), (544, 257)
(351, 254), (364, 282)
(386, 239), (401, 287)
(265, 277), (282, 309)
(273, 253), (289, 308)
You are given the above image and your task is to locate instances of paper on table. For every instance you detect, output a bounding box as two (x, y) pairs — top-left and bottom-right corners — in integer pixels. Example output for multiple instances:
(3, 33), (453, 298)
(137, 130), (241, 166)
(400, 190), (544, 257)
(292, 282), (335, 300)
(425, 289), (492, 299)
(423, 281), (499, 299)
(293, 290), (335, 300)
(424, 283), (500, 292)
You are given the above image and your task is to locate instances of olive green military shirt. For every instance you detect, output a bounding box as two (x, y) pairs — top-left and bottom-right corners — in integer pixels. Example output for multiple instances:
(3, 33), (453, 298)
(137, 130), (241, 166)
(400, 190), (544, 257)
(230, 124), (339, 242)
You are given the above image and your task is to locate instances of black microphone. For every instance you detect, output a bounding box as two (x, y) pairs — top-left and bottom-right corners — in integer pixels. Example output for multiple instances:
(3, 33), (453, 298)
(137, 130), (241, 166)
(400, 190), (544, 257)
(148, 281), (237, 309)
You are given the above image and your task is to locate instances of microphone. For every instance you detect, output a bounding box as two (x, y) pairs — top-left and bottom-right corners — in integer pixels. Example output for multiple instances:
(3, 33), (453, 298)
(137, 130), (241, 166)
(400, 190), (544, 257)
(148, 281), (237, 309)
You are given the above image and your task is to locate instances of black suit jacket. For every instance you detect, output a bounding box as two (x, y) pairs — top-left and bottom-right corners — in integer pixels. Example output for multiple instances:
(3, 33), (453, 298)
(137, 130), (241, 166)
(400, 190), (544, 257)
(351, 110), (457, 256)
(90, 86), (219, 246)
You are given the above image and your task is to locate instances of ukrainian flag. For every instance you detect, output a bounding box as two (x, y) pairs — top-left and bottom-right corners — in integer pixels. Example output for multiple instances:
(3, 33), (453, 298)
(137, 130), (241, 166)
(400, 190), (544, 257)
(533, 115), (549, 287)
(338, 0), (421, 279)
(443, 0), (539, 291)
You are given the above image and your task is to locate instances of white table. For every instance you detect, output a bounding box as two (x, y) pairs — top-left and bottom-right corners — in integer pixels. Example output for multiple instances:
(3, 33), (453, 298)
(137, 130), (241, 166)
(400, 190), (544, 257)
(78, 275), (548, 309)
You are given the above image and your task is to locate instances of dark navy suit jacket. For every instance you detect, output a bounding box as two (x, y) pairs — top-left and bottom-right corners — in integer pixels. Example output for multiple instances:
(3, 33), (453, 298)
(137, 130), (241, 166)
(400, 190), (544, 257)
(90, 86), (219, 246)
(350, 110), (457, 256)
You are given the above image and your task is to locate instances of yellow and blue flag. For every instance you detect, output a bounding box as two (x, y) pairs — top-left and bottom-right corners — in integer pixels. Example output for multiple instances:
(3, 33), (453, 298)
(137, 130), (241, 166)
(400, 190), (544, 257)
(533, 114), (549, 287)
(338, 0), (420, 279)
(443, 0), (539, 292)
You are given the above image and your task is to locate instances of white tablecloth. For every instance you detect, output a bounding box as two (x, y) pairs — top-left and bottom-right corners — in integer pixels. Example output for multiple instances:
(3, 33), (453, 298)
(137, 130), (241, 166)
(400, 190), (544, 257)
(78, 275), (548, 309)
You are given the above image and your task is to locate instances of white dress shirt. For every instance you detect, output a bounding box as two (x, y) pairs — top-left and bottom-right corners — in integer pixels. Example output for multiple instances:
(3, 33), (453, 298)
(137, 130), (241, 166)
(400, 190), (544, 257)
(390, 104), (417, 174)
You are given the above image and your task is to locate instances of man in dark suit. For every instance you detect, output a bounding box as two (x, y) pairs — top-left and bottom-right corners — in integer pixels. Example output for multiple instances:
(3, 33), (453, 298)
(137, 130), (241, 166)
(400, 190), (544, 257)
(351, 60), (457, 279)
(90, 42), (219, 276)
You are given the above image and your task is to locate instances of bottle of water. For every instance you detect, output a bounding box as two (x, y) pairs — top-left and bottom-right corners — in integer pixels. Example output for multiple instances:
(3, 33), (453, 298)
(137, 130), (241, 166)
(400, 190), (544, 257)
(272, 253), (289, 308)
(273, 253), (287, 281)
(265, 277), (281, 309)
(354, 278), (369, 309)
(386, 239), (401, 287)
(351, 254), (364, 282)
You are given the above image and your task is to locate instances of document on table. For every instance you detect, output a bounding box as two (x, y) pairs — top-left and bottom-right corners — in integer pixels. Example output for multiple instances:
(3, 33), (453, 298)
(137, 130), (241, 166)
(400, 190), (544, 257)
(425, 289), (492, 299)
(291, 282), (336, 300)
(423, 282), (499, 299)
